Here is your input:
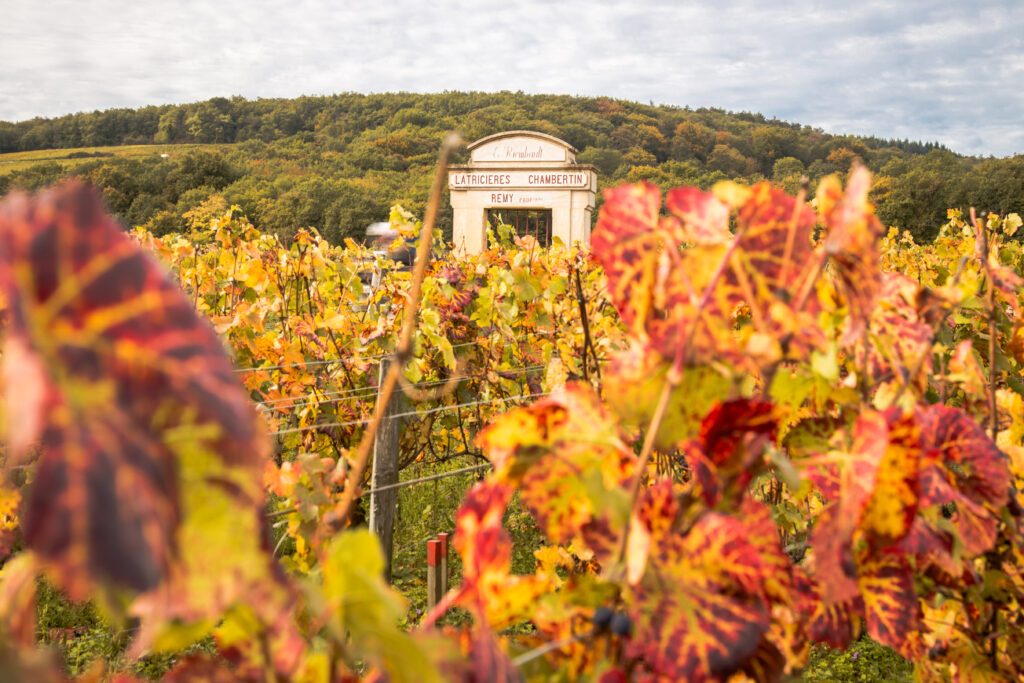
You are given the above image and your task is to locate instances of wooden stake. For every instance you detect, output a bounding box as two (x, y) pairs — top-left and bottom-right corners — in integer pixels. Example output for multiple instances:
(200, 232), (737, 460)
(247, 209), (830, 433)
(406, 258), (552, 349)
(426, 539), (442, 614)
(369, 357), (405, 583)
(437, 532), (450, 596)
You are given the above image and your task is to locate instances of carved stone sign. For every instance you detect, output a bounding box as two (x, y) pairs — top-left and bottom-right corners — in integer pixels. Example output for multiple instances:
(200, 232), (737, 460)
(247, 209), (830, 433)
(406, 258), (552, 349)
(448, 131), (597, 254)
(449, 171), (590, 189)
(470, 137), (568, 164)
(485, 191), (549, 206)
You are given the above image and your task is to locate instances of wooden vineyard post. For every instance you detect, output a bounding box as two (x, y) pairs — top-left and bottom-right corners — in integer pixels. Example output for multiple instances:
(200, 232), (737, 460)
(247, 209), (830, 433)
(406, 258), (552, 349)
(437, 532), (450, 596)
(369, 357), (405, 583)
(426, 538), (442, 612)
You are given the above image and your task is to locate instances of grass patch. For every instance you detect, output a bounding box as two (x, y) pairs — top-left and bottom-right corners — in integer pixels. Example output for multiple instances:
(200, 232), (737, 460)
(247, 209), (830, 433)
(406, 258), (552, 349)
(801, 637), (913, 682)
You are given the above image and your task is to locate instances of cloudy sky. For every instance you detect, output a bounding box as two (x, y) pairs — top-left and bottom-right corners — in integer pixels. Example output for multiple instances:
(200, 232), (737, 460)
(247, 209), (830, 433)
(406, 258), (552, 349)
(2, 0), (1022, 156)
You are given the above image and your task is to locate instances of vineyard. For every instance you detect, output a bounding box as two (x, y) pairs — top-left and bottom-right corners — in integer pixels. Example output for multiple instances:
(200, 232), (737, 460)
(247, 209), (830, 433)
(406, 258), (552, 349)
(0, 147), (1023, 682)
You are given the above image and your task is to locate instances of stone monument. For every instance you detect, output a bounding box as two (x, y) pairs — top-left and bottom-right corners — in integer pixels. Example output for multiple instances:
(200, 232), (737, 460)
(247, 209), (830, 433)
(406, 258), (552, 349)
(448, 131), (597, 253)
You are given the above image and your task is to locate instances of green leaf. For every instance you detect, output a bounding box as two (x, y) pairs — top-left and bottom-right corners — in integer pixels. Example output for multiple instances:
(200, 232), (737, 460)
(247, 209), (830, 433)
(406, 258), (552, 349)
(605, 346), (732, 447)
(1004, 212), (1021, 236)
(321, 530), (443, 683)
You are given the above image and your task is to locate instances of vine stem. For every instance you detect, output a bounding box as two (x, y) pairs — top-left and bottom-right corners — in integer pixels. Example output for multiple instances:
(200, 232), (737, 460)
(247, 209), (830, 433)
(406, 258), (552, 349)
(972, 208), (999, 439)
(323, 133), (462, 533)
(778, 182), (808, 287)
(573, 260), (602, 382)
(419, 586), (465, 629)
(511, 630), (593, 667)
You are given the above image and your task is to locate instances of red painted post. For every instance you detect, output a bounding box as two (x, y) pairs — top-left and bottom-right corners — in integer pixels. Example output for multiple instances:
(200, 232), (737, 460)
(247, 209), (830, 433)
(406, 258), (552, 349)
(437, 532), (450, 596)
(426, 539), (441, 611)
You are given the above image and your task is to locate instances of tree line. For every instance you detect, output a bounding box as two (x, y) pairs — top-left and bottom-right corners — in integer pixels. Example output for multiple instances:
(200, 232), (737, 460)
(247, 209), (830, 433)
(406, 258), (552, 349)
(1, 92), (1021, 242)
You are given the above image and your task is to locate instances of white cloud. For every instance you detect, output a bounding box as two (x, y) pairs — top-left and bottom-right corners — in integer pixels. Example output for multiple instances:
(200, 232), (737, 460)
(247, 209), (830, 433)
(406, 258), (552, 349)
(1, 0), (1022, 155)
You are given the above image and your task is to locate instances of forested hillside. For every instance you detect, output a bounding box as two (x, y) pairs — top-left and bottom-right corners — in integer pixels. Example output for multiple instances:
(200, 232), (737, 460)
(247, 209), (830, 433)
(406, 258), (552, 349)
(1, 92), (1022, 242)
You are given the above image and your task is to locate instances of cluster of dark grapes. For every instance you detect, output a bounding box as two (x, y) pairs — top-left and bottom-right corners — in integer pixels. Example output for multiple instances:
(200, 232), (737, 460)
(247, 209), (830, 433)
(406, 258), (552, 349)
(592, 606), (632, 637)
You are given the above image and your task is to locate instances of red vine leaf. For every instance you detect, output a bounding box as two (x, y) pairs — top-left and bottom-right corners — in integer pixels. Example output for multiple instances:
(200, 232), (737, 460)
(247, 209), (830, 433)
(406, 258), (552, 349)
(734, 181), (815, 290)
(593, 180), (825, 369)
(454, 479), (514, 609)
(919, 405), (1009, 509)
(740, 496), (795, 606)
(699, 399), (777, 469)
(858, 410), (921, 545)
(589, 183), (667, 342)
(817, 165), (886, 344)
(452, 479), (547, 628)
(665, 186), (731, 245)
(903, 406), (1009, 570)
(624, 512), (771, 682)
(797, 568), (863, 651)
(476, 384), (634, 554)
(682, 399), (778, 508)
(858, 273), (936, 390)
(858, 552), (924, 658)
(809, 506), (860, 607)
(0, 181), (269, 598)
(625, 479), (678, 584)
(591, 183), (738, 365)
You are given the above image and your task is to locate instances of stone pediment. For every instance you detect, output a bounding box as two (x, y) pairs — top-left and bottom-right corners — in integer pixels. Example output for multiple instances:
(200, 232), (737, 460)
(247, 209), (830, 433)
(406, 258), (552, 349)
(468, 131), (577, 166)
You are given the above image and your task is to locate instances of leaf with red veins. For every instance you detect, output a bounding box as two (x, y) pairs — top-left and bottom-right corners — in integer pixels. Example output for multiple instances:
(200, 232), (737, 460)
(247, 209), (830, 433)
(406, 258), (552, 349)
(0, 182), (268, 598)
(741, 639), (787, 683)
(594, 180), (822, 367)
(725, 182), (823, 359)
(859, 273), (935, 389)
(590, 183), (666, 339)
(474, 399), (571, 476)
(817, 166), (886, 344)
(804, 594), (864, 650)
(624, 513), (771, 682)
(665, 186), (731, 245)
(452, 479), (547, 628)
(859, 409), (921, 546)
(454, 479), (514, 604)
(828, 411), (889, 538)
(805, 413), (940, 659)
(682, 399), (779, 508)
(830, 409), (920, 546)
(858, 552), (924, 659)
(735, 182), (816, 290)
(625, 479), (678, 584)
(740, 496), (795, 606)
(699, 398), (777, 468)
(476, 384), (635, 552)
(810, 505), (861, 607)
(793, 565), (861, 651)
(917, 466), (997, 558)
(810, 409), (921, 615)
(899, 518), (969, 583)
(918, 405), (1009, 509)
(592, 183), (738, 365)
(909, 406), (1008, 561)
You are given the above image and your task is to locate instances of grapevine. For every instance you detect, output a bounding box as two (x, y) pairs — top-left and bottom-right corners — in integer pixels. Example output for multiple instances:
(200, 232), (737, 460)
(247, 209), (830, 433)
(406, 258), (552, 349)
(0, 157), (1022, 682)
